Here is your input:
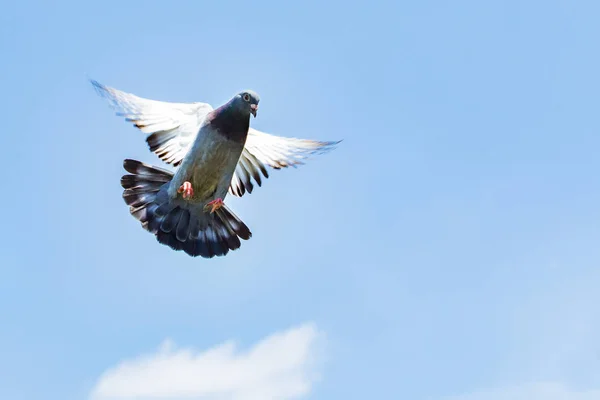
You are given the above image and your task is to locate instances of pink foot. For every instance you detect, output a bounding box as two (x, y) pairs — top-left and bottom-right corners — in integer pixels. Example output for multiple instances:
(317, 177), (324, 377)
(177, 181), (194, 200)
(204, 198), (224, 213)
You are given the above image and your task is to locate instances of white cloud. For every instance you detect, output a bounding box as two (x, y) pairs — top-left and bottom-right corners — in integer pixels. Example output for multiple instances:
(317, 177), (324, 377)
(445, 382), (600, 400)
(89, 322), (324, 400)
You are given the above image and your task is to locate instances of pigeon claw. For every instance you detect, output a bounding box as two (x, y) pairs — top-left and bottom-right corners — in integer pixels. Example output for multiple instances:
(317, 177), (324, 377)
(177, 181), (194, 200)
(204, 198), (224, 214)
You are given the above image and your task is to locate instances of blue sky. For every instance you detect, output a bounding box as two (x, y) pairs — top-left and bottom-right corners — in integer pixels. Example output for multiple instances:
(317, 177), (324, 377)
(2, 0), (600, 399)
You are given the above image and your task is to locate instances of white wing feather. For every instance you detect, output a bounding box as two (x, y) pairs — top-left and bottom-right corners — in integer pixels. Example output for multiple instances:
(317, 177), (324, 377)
(91, 80), (213, 166)
(92, 80), (339, 197)
(228, 128), (340, 197)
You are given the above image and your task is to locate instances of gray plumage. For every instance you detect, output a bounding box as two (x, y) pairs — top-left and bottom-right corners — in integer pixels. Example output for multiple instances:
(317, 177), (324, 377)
(92, 80), (339, 258)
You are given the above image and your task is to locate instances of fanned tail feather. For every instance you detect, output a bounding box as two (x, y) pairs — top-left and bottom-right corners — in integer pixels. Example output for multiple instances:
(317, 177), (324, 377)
(121, 159), (251, 258)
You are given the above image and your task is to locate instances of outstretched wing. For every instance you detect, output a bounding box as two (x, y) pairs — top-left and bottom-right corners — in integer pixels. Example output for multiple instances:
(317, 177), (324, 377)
(229, 128), (341, 197)
(91, 80), (213, 166)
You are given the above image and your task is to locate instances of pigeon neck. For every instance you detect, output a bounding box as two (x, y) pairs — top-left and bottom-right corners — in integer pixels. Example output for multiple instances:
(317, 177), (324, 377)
(210, 102), (250, 144)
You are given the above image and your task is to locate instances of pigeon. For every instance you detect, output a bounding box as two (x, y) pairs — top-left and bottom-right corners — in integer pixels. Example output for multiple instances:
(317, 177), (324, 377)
(91, 80), (340, 258)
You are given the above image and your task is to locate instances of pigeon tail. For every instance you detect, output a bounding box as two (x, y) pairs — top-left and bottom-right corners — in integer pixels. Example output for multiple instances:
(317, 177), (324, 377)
(121, 159), (251, 258)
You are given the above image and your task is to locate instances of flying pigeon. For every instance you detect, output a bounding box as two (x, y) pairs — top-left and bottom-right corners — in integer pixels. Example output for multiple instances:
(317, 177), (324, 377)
(91, 80), (339, 258)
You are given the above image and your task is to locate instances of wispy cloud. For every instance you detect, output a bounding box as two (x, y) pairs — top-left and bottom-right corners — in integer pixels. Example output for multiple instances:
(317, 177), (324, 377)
(90, 322), (324, 400)
(444, 382), (600, 400)
(444, 272), (600, 400)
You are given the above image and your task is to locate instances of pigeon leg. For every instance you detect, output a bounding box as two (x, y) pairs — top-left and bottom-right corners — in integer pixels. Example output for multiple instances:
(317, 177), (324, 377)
(203, 198), (224, 213)
(177, 181), (194, 200)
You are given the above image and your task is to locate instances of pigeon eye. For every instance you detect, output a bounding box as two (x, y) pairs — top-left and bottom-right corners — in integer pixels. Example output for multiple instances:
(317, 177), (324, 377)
(243, 93), (250, 102)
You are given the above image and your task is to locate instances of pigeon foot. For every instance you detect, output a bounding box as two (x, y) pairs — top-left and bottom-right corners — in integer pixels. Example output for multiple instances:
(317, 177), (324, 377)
(177, 181), (194, 200)
(203, 198), (224, 213)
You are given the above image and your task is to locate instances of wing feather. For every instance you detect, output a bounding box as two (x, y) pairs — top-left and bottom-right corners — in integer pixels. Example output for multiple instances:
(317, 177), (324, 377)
(92, 80), (213, 166)
(228, 128), (340, 197)
(92, 80), (339, 195)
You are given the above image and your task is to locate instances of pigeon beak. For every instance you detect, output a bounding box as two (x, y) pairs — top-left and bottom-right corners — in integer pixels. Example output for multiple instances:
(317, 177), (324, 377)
(250, 104), (258, 118)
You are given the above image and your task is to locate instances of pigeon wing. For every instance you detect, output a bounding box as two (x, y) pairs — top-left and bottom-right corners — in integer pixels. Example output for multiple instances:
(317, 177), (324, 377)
(229, 128), (340, 197)
(92, 80), (213, 166)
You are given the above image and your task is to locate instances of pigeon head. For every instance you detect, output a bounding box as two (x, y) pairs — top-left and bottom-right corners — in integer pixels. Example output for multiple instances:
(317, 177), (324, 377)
(208, 90), (261, 143)
(231, 90), (260, 118)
